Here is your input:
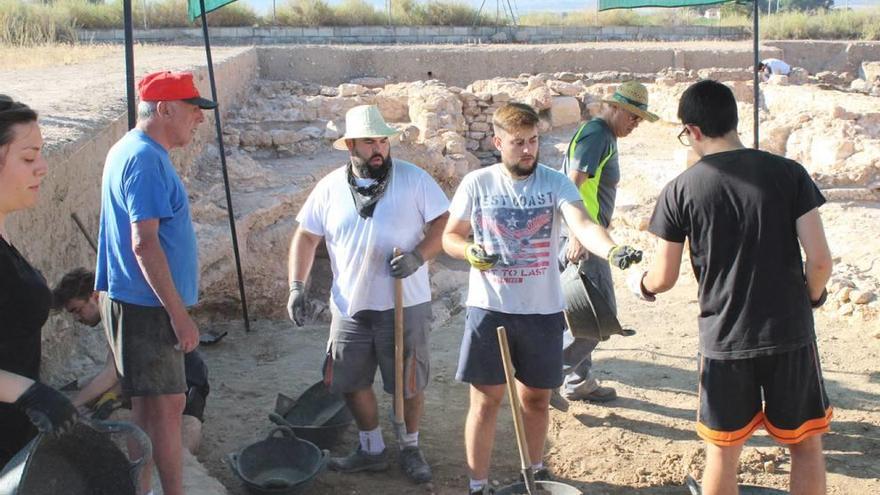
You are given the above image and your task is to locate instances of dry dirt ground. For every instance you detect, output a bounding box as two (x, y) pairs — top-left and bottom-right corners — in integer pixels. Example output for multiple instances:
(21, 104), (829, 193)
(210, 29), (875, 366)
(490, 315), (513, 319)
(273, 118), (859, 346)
(198, 123), (880, 495)
(4, 44), (877, 494)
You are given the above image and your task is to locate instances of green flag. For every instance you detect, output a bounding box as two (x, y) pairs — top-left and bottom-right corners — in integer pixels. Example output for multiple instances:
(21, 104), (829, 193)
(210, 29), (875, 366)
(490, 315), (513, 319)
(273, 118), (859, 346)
(188, 0), (238, 22)
(599, 0), (743, 10)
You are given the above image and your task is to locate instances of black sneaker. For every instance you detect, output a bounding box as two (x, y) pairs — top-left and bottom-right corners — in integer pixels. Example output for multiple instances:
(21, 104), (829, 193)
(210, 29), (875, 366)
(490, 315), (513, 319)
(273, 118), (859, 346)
(469, 485), (495, 495)
(399, 446), (432, 483)
(520, 467), (552, 483)
(328, 446), (389, 473)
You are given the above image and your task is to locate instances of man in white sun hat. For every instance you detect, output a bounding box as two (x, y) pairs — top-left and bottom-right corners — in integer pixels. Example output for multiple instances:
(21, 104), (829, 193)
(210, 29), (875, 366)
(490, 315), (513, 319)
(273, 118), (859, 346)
(557, 80), (659, 405)
(286, 104), (449, 484)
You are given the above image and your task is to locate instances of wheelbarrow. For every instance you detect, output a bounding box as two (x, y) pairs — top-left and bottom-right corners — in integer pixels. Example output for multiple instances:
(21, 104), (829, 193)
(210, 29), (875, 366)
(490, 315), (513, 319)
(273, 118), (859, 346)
(686, 474), (788, 494)
(0, 419), (151, 495)
(227, 426), (328, 495)
(561, 262), (635, 341)
(268, 380), (353, 449)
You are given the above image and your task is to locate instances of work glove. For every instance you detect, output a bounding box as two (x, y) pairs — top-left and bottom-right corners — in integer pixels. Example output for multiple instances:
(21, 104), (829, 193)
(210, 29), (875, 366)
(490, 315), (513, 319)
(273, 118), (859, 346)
(389, 250), (424, 279)
(14, 381), (78, 437)
(627, 270), (656, 302)
(287, 281), (306, 327)
(465, 243), (500, 271)
(607, 245), (643, 270)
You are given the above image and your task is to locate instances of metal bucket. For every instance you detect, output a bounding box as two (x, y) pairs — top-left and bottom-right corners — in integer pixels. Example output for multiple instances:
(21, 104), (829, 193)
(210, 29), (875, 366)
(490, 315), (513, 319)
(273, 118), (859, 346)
(270, 381), (352, 449)
(227, 427), (327, 495)
(0, 420), (150, 495)
(561, 263), (631, 341)
(496, 480), (582, 495)
(686, 475), (788, 494)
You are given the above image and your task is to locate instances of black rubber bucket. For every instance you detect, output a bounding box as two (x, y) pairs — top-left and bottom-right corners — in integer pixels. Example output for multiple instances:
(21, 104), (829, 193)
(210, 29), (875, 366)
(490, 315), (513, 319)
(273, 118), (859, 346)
(561, 263), (631, 341)
(686, 475), (788, 494)
(496, 480), (582, 494)
(270, 381), (352, 449)
(228, 426), (327, 495)
(0, 420), (150, 495)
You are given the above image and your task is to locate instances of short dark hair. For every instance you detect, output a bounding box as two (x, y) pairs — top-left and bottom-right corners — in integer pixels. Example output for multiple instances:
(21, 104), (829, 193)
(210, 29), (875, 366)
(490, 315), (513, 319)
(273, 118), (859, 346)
(756, 62), (766, 72)
(493, 102), (539, 134)
(677, 80), (738, 138)
(0, 95), (38, 167)
(52, 268), (95, 309)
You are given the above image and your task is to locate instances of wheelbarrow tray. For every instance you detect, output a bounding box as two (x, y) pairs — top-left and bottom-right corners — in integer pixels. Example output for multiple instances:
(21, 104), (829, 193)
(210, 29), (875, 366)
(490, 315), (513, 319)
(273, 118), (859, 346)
(272, 381), (352, 449)
(0, 420), (149, 495)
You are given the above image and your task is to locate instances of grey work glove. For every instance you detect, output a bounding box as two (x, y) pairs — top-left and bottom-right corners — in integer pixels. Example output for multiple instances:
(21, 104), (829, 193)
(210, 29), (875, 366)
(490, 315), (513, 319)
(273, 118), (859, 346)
(389, 250), (424, 279)
(607, 245), (643, 270)
(14, 381), (78, 437)
(287, 281), (306, 327)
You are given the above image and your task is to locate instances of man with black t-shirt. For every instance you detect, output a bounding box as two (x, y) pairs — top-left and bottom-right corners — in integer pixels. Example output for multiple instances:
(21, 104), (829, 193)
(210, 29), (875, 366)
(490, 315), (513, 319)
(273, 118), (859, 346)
(628, 80), (832, 495)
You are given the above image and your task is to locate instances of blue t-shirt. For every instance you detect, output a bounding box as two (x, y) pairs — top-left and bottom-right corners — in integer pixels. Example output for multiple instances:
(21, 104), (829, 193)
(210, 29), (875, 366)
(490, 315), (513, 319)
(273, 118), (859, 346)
(95, 129), (199, 307)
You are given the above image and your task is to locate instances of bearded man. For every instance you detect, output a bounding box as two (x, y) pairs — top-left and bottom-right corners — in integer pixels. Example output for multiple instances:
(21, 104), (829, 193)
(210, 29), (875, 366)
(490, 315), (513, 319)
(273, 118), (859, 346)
(286, 105), (449, 485)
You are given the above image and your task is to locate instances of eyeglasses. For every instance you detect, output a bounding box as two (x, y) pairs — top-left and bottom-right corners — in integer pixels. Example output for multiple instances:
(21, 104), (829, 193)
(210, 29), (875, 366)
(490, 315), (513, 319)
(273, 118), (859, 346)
(677, 126), (692, 146)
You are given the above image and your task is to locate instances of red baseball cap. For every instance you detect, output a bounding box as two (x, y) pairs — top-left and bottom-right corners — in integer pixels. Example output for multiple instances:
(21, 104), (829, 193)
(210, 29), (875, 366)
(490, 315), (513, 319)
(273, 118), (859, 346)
(137, 71), (217, 109)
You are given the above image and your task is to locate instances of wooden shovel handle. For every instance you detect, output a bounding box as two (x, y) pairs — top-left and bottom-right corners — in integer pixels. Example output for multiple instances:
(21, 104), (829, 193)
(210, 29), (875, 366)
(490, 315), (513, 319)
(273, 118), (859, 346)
(496, 326), (532, 471)
(394, 248), (405, 425)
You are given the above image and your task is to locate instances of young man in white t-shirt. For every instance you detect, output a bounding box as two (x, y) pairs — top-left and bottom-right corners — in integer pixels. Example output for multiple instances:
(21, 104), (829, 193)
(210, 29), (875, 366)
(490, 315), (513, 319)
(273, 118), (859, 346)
(286, 105), (449, 484)
(442, 103), (643, 495)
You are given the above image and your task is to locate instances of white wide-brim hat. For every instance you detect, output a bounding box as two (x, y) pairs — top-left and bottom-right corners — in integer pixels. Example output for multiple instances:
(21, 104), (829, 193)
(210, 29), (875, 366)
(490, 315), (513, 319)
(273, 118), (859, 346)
(332, 104), (400, 150)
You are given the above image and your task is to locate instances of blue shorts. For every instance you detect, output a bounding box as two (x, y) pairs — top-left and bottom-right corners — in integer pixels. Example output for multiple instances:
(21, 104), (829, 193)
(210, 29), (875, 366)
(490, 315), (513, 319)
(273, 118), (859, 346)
(456, 307), (565, 389)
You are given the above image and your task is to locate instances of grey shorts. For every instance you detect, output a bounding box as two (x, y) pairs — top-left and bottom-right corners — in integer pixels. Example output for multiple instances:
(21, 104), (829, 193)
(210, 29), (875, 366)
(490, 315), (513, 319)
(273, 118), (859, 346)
(323, 302), (432, 398)
(100, 293), (186, 397)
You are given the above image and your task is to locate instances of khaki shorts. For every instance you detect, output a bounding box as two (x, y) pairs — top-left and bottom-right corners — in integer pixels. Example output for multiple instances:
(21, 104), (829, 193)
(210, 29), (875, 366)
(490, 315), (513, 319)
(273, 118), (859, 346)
(100, 293), (186, 397)
(323, 302), (432, 398)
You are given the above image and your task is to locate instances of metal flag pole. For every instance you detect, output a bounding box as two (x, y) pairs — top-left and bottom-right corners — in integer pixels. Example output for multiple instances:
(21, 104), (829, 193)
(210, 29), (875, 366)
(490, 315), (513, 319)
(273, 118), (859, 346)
(753, 0), (760, 149)
(197, 0), (252, 333)
(123, 0), (136, 130)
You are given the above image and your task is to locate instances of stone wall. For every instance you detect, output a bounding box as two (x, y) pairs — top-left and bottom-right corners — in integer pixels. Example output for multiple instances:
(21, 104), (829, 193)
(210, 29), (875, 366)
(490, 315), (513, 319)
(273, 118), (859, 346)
(79, 25), (747, 45)
(765, 40), (880, 75)
(258, 44), (785, 88)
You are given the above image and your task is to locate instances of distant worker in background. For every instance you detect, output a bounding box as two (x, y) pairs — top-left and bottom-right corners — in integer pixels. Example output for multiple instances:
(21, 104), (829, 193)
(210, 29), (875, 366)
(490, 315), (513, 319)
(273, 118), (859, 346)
(757, 58), (791, 82)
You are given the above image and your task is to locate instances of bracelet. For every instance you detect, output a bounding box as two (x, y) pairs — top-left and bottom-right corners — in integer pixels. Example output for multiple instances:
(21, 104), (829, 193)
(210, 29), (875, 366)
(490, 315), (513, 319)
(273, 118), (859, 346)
(810, 288), (827, 308)
(640, 272), (657, 298)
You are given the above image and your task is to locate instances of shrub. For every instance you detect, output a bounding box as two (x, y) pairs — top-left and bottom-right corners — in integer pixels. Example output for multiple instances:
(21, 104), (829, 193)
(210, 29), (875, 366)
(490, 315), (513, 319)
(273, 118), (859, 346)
(277, 0), (335, 26)
(333, 0), (386, 26)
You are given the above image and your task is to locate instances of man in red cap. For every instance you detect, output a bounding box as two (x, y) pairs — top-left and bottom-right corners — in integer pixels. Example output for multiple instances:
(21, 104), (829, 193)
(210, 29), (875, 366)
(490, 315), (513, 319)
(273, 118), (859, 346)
(95, 70), (215, 495)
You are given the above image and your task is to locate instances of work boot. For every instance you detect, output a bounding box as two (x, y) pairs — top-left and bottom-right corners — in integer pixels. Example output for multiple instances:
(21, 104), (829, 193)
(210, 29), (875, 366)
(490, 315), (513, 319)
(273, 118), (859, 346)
(399, 446), (432, 483)
(564, 385), (617, 403)
(328, 446), (388, 473)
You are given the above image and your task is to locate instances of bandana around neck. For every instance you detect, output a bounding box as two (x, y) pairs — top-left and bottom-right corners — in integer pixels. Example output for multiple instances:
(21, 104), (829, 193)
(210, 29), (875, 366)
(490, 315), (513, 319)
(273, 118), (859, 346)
(346, 159), (392, 219)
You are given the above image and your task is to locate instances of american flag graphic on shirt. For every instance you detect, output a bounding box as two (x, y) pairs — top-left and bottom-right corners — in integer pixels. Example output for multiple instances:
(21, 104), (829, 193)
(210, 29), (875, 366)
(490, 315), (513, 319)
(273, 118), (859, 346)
(473, 205), (554, 283)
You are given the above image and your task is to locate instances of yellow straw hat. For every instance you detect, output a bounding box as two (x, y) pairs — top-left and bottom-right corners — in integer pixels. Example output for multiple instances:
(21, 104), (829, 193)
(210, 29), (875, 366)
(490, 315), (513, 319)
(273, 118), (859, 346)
(601, 81), (659, 123)
(332, 104), (399, 151)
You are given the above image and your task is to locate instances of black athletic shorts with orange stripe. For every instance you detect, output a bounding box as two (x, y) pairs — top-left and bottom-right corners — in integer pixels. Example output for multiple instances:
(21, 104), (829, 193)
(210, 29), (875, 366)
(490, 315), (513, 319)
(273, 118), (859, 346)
(696, 341), (832, 447)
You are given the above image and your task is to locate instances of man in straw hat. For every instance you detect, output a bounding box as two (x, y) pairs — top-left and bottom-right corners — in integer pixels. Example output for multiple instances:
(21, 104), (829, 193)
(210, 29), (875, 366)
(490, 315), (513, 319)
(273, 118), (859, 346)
(96, 70), (216, 495)
(286, 104), (449, 484)
(443, 102), (643, 494)
(557, 80), (659, 405)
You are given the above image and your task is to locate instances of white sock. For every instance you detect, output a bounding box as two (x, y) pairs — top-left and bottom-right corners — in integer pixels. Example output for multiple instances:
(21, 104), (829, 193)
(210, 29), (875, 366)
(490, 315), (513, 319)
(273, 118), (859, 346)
(400, 430), (419, 449)
(358, 427), (385, 454)
(469, 478), (488, 491)
(530, 462), (544, 471)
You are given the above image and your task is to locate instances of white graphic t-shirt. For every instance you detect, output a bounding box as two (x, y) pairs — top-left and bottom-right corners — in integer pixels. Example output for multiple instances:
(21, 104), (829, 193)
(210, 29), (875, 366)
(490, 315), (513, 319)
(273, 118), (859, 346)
(296, 160), (449, 319)
(448, 163), (582, 314)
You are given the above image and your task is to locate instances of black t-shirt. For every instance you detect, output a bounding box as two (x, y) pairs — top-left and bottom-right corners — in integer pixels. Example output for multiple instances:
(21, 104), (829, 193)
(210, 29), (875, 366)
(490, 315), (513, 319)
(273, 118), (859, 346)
(0, 236), (52, 462)
(648, 149), (825, 360)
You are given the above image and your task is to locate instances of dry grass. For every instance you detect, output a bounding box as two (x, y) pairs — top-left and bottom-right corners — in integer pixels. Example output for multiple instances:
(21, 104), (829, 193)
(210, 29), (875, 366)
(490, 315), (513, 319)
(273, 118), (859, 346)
(0, 43), (118, 70)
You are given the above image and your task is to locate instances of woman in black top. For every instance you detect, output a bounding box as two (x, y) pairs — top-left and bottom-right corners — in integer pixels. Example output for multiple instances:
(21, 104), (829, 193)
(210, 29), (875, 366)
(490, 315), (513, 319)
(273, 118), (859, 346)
(0, 95), (77, 466)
